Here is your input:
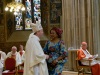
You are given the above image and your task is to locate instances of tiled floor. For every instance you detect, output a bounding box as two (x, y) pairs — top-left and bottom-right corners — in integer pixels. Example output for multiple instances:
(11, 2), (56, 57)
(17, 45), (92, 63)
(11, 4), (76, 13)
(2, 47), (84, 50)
(62, 63), (92, 75)
(62, 71), (78, 75)
(62, 71), (91, 75)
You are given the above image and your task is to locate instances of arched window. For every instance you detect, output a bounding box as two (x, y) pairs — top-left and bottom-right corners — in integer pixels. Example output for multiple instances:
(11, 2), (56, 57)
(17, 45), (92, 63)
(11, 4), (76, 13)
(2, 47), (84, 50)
(15, 0), (41, 30)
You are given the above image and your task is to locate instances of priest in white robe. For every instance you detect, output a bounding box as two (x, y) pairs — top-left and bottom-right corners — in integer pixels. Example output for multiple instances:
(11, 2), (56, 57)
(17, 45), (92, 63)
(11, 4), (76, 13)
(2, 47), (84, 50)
(0, 49), (6, 61)
(6, 46), (22, 66)
(0, 51), (5, 75)
(18, 45), (25, 64)
(24, 22), (49, 75)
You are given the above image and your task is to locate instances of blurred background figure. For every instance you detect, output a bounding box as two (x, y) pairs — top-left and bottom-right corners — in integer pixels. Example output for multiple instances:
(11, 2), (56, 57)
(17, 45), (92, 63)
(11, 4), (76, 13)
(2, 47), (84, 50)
(7, 46), (21, 66)
(0, 48), (6, 61)
(18, 45), (25, 64)
(0, 48), (6, 75)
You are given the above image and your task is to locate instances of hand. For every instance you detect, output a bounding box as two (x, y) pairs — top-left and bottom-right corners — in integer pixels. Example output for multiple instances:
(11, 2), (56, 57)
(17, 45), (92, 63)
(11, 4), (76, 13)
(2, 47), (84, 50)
(89, 57), (93, 59)
(52, 60), (58, 65)
(45, 54), (49, 59)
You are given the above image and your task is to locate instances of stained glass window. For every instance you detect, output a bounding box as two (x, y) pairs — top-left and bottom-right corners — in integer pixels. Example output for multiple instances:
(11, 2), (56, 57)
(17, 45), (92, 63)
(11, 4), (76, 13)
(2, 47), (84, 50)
(15, 11), (23, 30)
(33, 0), (41, 24)
(15, 0), (41, 30)
(25, 0), (32, 30)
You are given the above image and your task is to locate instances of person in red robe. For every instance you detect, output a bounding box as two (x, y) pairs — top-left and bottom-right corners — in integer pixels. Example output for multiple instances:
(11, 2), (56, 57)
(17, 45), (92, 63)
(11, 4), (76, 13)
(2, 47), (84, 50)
(77, 42), (100, 75)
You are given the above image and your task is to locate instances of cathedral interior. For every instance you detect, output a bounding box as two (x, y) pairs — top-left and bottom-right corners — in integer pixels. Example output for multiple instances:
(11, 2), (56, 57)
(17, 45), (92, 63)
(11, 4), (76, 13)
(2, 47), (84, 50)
(0, 0), (100, 74)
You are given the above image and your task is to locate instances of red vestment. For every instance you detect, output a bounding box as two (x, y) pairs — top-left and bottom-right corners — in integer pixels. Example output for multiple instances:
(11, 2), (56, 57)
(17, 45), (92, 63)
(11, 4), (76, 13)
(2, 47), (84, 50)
(77, 49), (100, 75)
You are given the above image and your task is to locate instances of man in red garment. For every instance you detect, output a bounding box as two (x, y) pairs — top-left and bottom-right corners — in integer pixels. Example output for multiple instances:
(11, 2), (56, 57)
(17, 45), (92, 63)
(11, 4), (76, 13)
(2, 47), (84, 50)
(77, 42), (100, 75)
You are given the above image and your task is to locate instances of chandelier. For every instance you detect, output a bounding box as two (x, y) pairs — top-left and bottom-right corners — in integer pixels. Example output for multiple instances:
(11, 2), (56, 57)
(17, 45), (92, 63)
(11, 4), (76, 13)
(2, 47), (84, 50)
(5, 1), (25, 15)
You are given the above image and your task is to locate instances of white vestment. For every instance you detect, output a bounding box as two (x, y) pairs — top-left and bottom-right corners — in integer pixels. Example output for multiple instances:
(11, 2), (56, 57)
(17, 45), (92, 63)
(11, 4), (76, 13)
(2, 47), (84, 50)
(18, 50), (25, 64)
(0, 51), (6, 60)
(6, 52), (22, 66)
(0, 51), (6, 75)
(24, 33), (48, 75)
(81, 49), (100, 66)
(0, 60), (3, 75)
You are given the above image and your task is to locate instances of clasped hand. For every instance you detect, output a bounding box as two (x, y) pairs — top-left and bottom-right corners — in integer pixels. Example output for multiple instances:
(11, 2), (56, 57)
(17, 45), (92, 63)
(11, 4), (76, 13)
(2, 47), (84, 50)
(45, 54), (49, 59)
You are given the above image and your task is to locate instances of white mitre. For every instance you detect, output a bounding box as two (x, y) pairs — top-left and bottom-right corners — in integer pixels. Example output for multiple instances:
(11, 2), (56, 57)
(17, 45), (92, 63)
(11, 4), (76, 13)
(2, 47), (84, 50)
(30, 21), (43, 33)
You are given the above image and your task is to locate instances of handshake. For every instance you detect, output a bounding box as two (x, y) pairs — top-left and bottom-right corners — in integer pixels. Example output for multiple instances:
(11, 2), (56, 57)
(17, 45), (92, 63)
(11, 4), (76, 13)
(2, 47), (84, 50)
(45, 54), (49, 59)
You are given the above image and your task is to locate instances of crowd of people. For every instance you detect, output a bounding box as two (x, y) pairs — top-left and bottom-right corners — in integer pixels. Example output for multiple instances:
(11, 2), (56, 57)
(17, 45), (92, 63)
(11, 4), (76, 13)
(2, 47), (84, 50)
(23, 21), (100, 75)
(0, 21), (100, 75)
(0, 45), (25, 75)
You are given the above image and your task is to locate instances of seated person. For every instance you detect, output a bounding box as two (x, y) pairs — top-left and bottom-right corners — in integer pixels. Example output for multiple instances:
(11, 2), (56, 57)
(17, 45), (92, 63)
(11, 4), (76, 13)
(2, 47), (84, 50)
(0, 48), (6, 60)
(6, 46), (21, 66)
(77, 42), (100, 75)
(0, 52), (4, 75)
(18, 45), (25, 64)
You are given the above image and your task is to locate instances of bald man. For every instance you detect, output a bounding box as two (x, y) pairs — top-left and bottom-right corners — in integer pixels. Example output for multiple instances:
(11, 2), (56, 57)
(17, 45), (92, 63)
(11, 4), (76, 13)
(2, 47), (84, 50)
(77, 42), (100, 75)
(78, 42), (99, 65)
(6, 46), (21, 66)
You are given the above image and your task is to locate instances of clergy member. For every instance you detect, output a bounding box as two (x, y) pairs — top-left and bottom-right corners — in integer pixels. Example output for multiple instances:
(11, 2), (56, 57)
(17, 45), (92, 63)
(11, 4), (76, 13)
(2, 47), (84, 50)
(6, 46), (22, 66)
(0, 48), (6, 60)
(18, 45), (25, 64)
(77, 42), (100, 75)
(0, 49), (6, 75)
(24, 22), (49, 75)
